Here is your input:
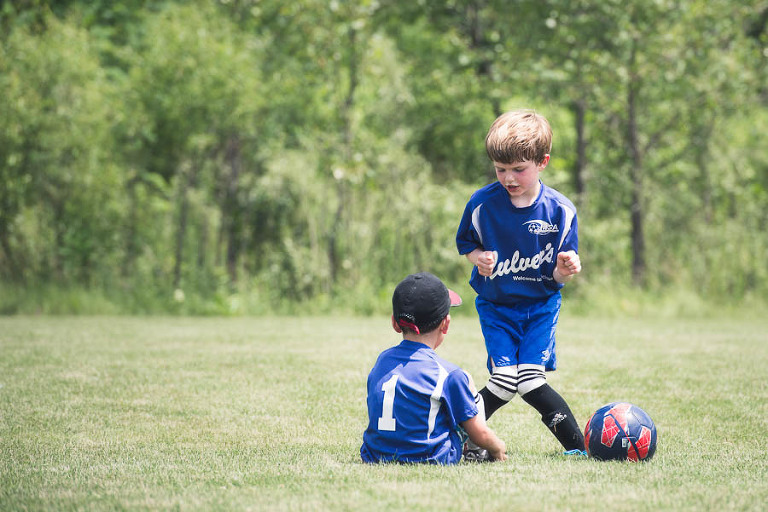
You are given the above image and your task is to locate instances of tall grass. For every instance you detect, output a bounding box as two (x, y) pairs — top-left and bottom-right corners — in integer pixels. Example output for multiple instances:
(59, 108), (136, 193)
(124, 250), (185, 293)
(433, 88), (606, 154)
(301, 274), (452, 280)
(3, 279), (766, 319)
(1, 314), (766, 511)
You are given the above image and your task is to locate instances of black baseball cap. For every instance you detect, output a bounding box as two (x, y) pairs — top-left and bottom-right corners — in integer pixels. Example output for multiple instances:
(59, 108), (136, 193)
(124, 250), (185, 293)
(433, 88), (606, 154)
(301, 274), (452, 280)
(392, 272), (462, 335)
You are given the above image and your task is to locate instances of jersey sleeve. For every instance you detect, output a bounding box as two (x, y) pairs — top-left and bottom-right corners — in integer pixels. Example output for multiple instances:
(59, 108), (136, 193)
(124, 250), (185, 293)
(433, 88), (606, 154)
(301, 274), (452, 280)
(442, 369), (479, 425)
(558, 206), (578, 254)
(456, 201), (483, 255)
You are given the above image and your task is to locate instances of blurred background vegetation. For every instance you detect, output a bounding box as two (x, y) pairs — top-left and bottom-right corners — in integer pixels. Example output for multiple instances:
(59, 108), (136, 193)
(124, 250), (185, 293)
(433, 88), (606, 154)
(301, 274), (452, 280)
(0, 0), (766, 316)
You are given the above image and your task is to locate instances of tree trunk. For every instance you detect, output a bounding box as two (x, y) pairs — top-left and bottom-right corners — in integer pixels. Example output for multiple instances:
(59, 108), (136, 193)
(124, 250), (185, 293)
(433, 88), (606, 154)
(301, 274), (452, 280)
(0, 226), (19, 281)
(52, 201), (65, 282)
(627, 41), (646, 286)
(122, 176), (139, 279)
(329, 25), (359, 287)
(572, 99), (587, 209)
(693, 124), (714, 225)
(173, 163), (197, 289)
(224, 135), (242, 284)
(465, 0), (501, 117)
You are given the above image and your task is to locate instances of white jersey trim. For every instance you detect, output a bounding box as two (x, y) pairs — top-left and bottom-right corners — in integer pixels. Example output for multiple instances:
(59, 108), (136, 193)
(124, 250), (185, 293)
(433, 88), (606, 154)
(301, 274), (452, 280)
(558, 202), (576, 250)
(471, 204), (484, 246)
(427, 363), (449, 439)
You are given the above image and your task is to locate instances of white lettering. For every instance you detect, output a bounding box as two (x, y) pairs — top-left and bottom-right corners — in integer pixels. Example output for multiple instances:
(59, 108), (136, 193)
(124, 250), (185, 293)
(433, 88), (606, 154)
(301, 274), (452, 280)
(489, 243), (555, 280)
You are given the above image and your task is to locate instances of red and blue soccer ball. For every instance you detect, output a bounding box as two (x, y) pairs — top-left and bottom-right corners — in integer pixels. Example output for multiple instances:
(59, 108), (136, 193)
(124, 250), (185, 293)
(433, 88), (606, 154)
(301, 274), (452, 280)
(584, 402), (657, 462)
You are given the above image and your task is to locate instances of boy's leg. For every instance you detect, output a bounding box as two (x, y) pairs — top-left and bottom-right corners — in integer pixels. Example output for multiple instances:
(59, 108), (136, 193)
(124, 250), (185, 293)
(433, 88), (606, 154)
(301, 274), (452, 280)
(517, 294), (584, 452)
(478, 364), (517, 419)
(520, 379), (585, 451)
(477, 366), (585, 452)
(478, 387), (508, 420)
(475, 298), (524, 420)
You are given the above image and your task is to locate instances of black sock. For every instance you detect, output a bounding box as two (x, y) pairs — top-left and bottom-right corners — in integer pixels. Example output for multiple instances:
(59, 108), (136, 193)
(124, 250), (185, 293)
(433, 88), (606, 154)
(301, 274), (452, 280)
(521, 384), (585, 451)
(478, 386), (508, 421)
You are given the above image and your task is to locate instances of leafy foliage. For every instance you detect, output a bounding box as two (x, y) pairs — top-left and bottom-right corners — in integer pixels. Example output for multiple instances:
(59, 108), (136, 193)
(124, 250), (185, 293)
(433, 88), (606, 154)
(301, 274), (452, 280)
(0, 0), (766, 314)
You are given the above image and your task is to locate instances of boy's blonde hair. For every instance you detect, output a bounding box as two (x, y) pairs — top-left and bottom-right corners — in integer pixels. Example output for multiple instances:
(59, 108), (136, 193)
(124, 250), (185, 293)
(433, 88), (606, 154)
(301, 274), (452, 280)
(485, 109), (552, 164)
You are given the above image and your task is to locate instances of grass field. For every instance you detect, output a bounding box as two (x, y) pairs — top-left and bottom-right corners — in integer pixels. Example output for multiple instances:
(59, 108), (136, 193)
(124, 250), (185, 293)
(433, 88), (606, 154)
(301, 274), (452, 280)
(1, 313), (767, 511)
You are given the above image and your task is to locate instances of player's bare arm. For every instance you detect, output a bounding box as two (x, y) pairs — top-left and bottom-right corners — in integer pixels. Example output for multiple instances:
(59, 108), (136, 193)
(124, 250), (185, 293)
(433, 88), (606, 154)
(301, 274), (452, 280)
(466, 249), (497, 277)
(553, 250), (581, 283)
(460, 415), (507, 462)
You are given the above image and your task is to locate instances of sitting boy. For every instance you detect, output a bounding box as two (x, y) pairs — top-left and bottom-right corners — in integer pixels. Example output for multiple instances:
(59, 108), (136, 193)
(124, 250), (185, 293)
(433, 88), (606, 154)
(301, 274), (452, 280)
(361, 272), (507, 464)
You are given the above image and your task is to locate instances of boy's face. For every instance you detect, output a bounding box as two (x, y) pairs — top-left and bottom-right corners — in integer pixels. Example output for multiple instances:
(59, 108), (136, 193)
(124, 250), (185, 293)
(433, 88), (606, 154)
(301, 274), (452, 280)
(493, 155), (549, 205)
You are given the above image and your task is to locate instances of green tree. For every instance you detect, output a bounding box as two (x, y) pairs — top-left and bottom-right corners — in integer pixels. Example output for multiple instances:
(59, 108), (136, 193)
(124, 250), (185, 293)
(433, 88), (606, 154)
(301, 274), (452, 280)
(127, 2), (264, 290)
(0, 13), (123, 284)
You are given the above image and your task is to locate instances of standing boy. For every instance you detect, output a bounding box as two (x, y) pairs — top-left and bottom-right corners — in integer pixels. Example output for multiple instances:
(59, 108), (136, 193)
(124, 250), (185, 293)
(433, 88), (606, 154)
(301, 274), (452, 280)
(361, 272), (507, 464)
(455, 109), (586, 457)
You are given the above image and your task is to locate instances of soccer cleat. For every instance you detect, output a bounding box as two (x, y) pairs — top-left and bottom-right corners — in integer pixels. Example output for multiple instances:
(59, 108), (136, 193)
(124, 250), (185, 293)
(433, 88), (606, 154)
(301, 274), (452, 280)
(563, 449), (587, 457)
(463, 443), (490, 462)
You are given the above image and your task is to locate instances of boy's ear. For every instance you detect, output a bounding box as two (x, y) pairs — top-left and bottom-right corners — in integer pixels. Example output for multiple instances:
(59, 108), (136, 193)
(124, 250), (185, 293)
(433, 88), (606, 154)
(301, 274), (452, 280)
(440, 315), (451, 334)
(391, 315), (403, 333)
(538, 154), (550, 169)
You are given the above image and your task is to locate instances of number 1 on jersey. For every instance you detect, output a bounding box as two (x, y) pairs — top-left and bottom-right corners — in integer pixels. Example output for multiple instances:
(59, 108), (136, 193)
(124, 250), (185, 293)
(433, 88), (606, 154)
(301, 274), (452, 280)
(377, 374), (399, 431)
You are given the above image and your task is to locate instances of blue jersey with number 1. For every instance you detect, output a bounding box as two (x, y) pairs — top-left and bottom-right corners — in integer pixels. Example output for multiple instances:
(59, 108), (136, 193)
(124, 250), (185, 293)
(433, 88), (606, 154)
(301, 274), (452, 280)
(361, 340), (478, 465)
(456, 181), (578, 305)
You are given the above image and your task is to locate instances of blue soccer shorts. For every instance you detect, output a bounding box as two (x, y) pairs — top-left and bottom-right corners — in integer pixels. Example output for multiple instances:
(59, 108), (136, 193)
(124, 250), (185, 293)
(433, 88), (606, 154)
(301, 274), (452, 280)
(475, 292), (561, 373)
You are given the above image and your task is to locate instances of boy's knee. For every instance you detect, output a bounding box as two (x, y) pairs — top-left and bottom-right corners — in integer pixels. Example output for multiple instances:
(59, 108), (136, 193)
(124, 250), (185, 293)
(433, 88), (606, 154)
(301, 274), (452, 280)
(486, 365), (518, 401)
(516, 364), (546, 396)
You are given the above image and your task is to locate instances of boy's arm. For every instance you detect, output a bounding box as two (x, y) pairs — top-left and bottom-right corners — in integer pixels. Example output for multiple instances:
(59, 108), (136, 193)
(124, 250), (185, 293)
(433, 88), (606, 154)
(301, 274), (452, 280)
(553, 250), (581, 283)
(460, 415), (507, 461)
(465, 249), (497, 277)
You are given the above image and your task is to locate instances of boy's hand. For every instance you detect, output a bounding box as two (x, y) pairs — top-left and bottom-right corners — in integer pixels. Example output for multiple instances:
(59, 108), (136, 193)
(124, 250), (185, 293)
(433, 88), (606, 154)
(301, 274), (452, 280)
(489, 442), (508, 462)
(476, 251), (497, 277)
(555, 251), (581, 281)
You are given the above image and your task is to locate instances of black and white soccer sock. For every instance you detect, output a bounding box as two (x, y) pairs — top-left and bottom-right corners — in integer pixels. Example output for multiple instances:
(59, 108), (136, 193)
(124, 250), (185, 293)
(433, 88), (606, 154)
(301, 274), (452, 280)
(480, 365), (519, 420)
(478, 386), (508, 420)
(521, 384), (585, 451)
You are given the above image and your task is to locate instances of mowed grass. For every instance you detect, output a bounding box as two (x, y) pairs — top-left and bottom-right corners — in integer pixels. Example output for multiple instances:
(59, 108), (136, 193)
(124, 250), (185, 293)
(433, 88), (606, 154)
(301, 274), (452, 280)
(1, 314), (767, 511)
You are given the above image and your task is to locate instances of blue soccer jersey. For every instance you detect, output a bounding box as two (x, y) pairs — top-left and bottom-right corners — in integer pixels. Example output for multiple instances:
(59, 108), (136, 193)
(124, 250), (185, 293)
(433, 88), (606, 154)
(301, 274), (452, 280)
(361, 340), (478, 465)
(456, 181), (578, 305)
